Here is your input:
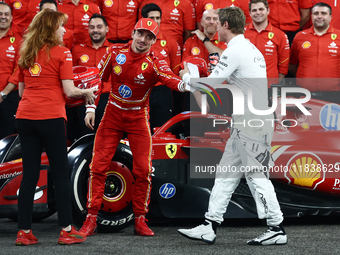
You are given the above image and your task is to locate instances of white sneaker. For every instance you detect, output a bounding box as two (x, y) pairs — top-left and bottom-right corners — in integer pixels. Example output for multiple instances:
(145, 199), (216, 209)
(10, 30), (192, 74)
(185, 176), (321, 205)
(178, 220), (216, 244)
(247, 225), (287, 245)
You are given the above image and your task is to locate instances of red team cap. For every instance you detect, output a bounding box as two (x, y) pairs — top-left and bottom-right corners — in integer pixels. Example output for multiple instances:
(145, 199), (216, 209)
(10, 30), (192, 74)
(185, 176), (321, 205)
(180, 56), (208, 77)
(134, 18), (159, 38)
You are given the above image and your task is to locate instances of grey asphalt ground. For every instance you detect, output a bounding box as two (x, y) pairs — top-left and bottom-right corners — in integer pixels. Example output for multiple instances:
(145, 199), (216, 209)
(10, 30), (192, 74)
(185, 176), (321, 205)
(1, 214), (339, 255)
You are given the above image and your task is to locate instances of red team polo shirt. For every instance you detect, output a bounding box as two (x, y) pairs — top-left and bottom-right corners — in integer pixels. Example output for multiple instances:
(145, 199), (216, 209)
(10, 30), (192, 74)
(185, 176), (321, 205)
(267, 0), (313, 32)
(58, 0), (101, 45)
(244, 22), (290, 84)
(98, 0), (141, 41)
(195, 0), (251, 24)
(4, 0), (29, 35)
(0, 29), (21, 91)
(290, 26), (340, 92)
(139, 0), (196, 47)
(151, 32), (181, 75)
(17, 46), (74, 120)
(182, 33), (227, 70)
(72, 39), (112, 93)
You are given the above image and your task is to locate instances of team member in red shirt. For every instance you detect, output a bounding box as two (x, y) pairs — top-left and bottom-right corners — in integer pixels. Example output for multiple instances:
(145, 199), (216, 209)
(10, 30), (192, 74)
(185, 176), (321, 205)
(98, 0), (142, 43)
(79, 18), (189, 237)
(141, 3), (181, 131)
(311, 0), (340, 30)
(267, 0), (313, 44)
(3, 0), (29, 35)
(139, 0), (196, 47)
(15, 9), (97, 246)
(58, 0), (100, 45)
(0, 2), (20, 140)
(195, 0), (251, 29)
(244, 0), (290, 86)
(289, 2), (340, 102)
(72, 13), (111, 133)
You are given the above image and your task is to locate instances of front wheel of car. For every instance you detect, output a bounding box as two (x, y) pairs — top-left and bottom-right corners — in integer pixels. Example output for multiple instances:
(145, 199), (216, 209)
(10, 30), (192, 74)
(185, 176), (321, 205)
(70, 143), (134, 232)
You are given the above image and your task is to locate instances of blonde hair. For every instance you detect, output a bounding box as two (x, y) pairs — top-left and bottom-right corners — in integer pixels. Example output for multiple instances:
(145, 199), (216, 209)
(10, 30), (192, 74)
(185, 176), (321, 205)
(19, 9), (67, 69)
(217, 7), (245, 35)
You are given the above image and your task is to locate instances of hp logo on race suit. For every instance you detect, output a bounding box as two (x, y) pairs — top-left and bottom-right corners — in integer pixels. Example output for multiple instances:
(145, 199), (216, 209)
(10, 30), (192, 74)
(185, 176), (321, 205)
(159, 183), (176, 199)
(116, 54), (126, 65)
(118, 85), (132, 98)
(319, 104), (340, 130)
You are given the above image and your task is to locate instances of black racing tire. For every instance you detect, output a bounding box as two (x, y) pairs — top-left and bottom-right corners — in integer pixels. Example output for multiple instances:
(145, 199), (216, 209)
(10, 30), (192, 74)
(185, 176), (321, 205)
(70, 143), (134, 232)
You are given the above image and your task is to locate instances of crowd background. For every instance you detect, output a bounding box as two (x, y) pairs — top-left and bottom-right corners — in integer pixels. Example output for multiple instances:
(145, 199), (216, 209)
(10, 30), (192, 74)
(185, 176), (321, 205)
(1, 0), (340, 141)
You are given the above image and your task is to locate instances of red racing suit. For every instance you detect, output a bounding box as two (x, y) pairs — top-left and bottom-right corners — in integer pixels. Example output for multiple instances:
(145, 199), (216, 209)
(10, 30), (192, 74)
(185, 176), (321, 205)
(87, 43), (185, 217)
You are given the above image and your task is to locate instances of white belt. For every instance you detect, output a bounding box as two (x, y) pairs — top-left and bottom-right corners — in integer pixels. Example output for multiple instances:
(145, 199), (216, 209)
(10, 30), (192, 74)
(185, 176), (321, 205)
(110, 101), (141, 110)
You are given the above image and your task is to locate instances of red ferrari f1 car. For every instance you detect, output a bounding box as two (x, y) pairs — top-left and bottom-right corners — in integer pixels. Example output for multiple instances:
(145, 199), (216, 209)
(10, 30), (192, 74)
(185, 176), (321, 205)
(1, 96), (340, 232)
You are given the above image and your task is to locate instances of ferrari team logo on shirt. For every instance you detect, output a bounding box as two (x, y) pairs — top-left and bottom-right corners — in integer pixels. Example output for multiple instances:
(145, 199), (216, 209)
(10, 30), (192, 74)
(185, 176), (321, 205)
(331, 34), (337, 40)
(205, 3), (213, 10)
(302, 41), (311, 49)
(10, 37), (15, 43)
(113, 65), (122, 75)
(13, 1), (22, 9)
(141, 62), (148, 70)
(166, 144), (177, 159)
(147, 21), (152, 26)
(161, 40), (167, 47)
(268, 32), (274, 40)
(191, 47), (200, 55)
(80, 54), (89, 63)
(29, 63), (42, 76)
(174, 0), (180, 7)
(104, 0), (113, 7)
(84, 4), (89, 12)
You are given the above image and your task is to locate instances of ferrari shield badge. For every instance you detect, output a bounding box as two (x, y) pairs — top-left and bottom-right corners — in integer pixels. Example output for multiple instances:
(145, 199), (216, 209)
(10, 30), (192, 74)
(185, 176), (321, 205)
(268, 32), (274, 39)
(84, 4), (89, 12)
(331, 34), (337, 40)
(10, 37), (15, 43)
(166, 144), (177, 159)
(161, 40), (166, 47)
(174, 0), (180, 7)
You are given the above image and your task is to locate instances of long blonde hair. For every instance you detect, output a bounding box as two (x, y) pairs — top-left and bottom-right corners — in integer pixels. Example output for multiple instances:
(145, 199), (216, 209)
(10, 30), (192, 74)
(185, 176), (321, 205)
(19, 9), (67, 69)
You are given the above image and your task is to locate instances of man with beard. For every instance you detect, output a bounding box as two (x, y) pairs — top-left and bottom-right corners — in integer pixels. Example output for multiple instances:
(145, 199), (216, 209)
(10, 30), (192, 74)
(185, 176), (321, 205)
(289, 2), (340, 103)
(72, 13), (111, 133)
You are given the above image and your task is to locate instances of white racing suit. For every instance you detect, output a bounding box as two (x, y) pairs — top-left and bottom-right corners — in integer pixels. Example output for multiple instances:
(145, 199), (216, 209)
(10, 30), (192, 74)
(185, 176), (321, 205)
(205, 113), (283, 226)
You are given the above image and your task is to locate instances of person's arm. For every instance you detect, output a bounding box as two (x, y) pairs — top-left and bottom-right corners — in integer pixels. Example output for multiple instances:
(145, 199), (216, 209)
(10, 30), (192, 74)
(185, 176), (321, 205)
(299, 8), (310, 30)
(62, 79), (97, 105)
(278, 73), (285, 83)
(0, 82), (16, 103)
(288, 64), (298, 77)
(184, 29), (194, 43)
(192, 30), (224, 56)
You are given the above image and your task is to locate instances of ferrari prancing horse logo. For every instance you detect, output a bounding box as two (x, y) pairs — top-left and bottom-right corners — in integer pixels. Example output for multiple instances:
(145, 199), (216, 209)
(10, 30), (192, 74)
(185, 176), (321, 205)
(166, 144), (177, 159)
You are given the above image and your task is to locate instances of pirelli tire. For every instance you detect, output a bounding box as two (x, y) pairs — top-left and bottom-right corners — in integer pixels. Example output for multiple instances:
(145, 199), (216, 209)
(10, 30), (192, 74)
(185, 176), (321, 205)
(70, 142), (134, 232)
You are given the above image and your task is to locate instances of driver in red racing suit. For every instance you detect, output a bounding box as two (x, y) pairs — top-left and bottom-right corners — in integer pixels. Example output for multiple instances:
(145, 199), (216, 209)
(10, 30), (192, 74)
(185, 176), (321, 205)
(79, 18), (187, 236)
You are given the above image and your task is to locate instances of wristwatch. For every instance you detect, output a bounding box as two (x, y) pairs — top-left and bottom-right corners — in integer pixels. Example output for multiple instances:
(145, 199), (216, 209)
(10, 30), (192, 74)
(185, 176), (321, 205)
(203, 37), (210, 43)
(0, 91), (7, 100)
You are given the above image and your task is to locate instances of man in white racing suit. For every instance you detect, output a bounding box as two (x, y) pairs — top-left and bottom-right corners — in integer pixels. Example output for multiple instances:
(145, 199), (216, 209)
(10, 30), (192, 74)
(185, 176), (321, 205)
(178, 7), (287, 246)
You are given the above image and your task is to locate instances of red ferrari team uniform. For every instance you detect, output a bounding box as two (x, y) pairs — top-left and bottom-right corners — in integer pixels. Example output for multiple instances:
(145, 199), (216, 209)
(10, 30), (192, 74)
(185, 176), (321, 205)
(98, 0), (142, 42)
(267, 0), (313, 32)
(87, 43), (185, 217)
(195, 0), (251, 24)
(4, 0), (29, 35)
(182, 33), (227, 69)
(244, 22), (290, 85)
(139, 0), (196, 47)
(290, 26), (340, 92)
(72, 39), (112, 93)
(58, 0), (101, 45)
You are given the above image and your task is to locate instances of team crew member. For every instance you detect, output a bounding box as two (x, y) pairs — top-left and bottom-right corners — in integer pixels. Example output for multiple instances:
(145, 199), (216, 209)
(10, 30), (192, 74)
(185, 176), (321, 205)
(15, 9), (97, 246)
(183, 9), (227, 68)
(72, 13), (111, 133)
(267, 0), (312, 44)
(178, 7), (287, 246)
(139, 0), (196, 47)
(244, 0), (290, 85)
(0, 2), (20, 140)
(3, 0), (29, 35)
(98, 0), (142, 43)
(141, 3), (181, 131)
(289, 2), (340, 102)
(79, 18), (189, 237)
(195, 0), (251, 29)
(312, 0), (340, 30)
(58, 0), (101, 45)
